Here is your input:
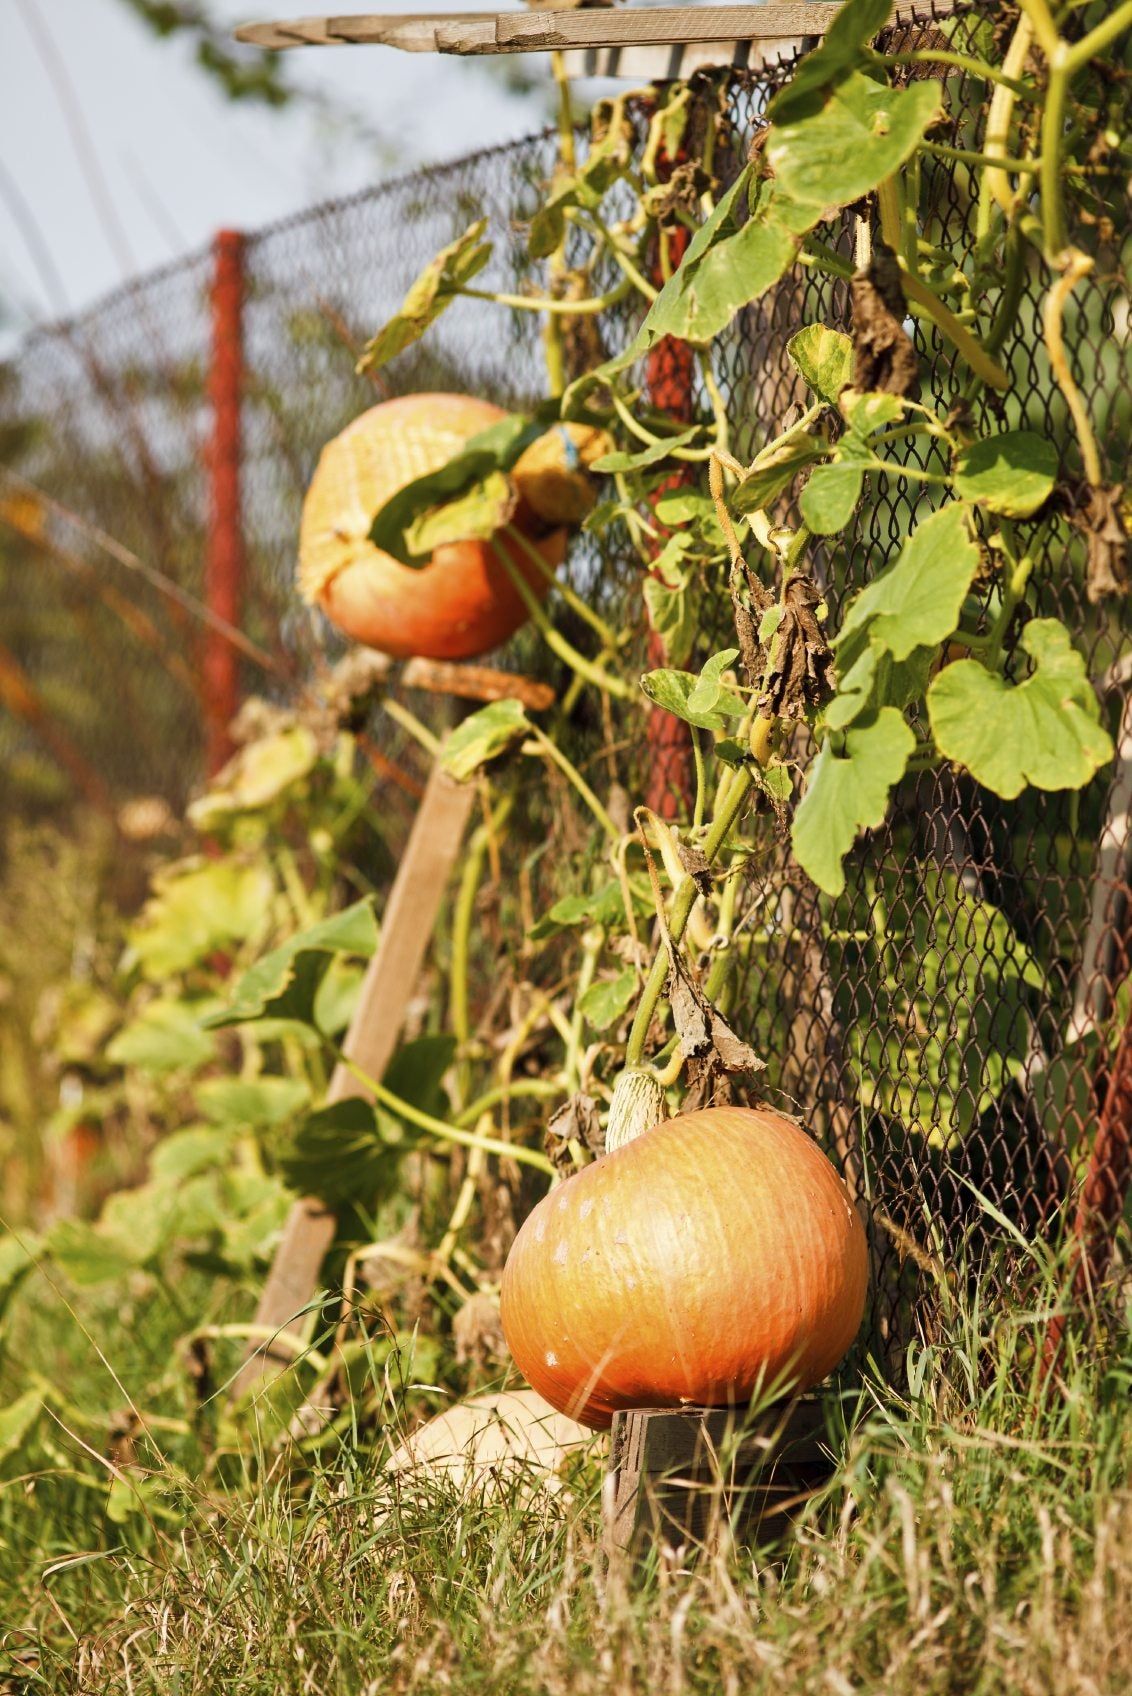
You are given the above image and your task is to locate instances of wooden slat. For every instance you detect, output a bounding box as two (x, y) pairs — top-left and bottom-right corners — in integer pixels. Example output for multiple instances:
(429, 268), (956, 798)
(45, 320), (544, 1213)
(237, 5), (848, 52)
(495, 5), (844, 50)
(235, 12), (492, 48)
(230, 759), (477, 1402)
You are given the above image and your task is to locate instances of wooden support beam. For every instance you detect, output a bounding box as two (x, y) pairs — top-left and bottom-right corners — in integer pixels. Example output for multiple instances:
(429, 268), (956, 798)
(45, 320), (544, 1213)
(605, 1398), (833, 1564)
(231, 757), (477, 1402)
(236, 5), (849, 54)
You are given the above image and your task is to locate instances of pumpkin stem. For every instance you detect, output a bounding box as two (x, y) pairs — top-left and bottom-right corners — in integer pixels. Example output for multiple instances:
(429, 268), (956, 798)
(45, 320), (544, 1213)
(604, 1068), (667, 1153)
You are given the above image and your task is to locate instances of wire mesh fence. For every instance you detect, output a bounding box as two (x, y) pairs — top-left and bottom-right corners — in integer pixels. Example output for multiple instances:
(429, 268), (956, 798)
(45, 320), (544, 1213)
(0, 0), (1128, 1348)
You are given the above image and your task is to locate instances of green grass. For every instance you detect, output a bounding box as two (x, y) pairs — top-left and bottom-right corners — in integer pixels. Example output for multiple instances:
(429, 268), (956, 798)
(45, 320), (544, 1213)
(0, 1243), (1129, 1696)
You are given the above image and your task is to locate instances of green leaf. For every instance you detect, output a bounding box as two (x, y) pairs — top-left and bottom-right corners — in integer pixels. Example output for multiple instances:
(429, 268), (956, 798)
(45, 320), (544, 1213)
(787, 324), (853, 404)
(280, 1099), (402, 1207)
(402, 471), (516, 557)
(732, 432), (827, 515)
(441, 699), (531, 782)
(686, 649), (745, 724)
(792, 709), (916, 896)
(357, 220), (492, 372)
(45, 1219), (137, 1287)
(953, 430), (1058, 517)
(150, 1126), (235, 1182)
(107, 999), (216, 1074)
(799, 460), (864, 534)
(382, 1034), (457, 1128)
(927, 619), (1114, 800)
(767, 72), (942, 211)
(643, 539), (697, 667)
(832, 867), (1043, 1146)
(0, 1232), (39, 1323)
(566, 170), (812, 398)
(127, 861), (275, 981)
(197, 1076), (310, 1128)
(841, 390), (905, 437)
(578, 968), (637, 1032)
(530, 880), (629, 941)
(768, 0), (894, 122)
(369, 412), (542, 566)
(591, 426), (701, 474)
(0, 1389), (43, 1466)
(827, 643), (935, 731)
(836, 503), (980, 661)
(641, 656), (745, 732)
(205, 899), (378, 1029)
(312, 957), (365, 1038)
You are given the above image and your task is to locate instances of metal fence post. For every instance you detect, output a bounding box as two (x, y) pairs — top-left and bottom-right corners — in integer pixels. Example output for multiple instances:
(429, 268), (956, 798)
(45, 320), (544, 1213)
(204, 228), (246, 775)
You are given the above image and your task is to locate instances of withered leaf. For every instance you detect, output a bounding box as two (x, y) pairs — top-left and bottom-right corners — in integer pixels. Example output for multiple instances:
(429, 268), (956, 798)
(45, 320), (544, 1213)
(850, 243), (919, 398)
(544, 1092), (605, 1173)
(760, 573), (834, 720)
(667, 955), (766, 1077)
(678, 841), (713, 895)
(1080, 484), (1130, 604)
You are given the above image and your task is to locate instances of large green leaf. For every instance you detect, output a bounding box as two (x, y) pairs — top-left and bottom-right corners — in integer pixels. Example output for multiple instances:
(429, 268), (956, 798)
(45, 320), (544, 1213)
(205, 899), (378, 1029)
(566, 170), (812, 399)
(357, 220), (492, 372)
(767, 72), (942, 210)
(827, 642), (934, 731)
(836, 503), (980, 661)
(792, 709), (916, 896)
(591, 426), (702, 474)
(280, 1098), (403, 1208)
(927, 619), (1114, 799)
(953, 430), (1058, 517)
(0, 1232), (39, 1323)
(441, 699), (532, 782)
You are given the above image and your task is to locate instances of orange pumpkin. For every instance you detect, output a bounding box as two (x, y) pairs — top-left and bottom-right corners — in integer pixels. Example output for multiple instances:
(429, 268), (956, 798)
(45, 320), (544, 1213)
(297, 393), (567, 661)
(501, 1104), (868, 1430)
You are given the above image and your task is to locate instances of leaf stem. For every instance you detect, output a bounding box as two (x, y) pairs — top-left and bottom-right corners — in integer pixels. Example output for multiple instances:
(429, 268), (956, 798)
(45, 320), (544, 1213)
(622, 715), (773, 1068)
(461, 279), (631, 317)
(494, 537), (633, 700)
(873, 48), (1043, 101)
(524, 724), (623, 845)
(334, 1053), (556, 1175)
(898, 268), (1012, 391)
(1042, 250), (1104, 487)
(503, 520), (622, 651)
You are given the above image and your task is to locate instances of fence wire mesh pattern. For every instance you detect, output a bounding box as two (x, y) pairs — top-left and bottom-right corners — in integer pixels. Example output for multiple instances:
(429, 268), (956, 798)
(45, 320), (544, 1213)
(0, 0), (1128, 1346)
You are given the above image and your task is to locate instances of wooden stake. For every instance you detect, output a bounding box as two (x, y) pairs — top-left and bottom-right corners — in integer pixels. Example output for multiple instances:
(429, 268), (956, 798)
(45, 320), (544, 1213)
(232, 758), (476, 1401)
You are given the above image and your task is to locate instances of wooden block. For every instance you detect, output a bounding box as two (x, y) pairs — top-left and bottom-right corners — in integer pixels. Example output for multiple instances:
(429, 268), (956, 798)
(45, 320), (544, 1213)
(606, 1397), (834, 1564)
(231, 760), (477, 1402)
(494, 6), (845, 51)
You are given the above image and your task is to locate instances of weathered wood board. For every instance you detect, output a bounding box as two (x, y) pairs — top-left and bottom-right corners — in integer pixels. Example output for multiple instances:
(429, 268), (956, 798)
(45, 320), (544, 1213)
(606, 1398), (834, 1562)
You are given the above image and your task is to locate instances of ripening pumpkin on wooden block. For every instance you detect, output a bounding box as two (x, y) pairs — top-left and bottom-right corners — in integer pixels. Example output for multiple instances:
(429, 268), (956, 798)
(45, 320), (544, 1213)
(297, 393), (567, 661)
(500, 1104), (868, 1431)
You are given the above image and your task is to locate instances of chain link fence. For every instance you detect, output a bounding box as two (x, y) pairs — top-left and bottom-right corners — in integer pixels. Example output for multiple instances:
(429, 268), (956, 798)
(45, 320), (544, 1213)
(0, 0), (1128, 1347)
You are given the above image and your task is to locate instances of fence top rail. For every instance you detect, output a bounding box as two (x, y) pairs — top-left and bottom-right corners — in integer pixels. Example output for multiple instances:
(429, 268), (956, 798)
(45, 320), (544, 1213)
(234, 4), (848, 54)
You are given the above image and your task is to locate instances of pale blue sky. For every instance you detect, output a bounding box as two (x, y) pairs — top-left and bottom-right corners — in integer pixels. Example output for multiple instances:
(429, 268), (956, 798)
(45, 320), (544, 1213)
(0, 0), (552, 338)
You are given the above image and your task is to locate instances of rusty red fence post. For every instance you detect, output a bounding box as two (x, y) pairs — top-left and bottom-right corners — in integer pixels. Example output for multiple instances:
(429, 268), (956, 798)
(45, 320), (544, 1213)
(203, 228), (246, 776)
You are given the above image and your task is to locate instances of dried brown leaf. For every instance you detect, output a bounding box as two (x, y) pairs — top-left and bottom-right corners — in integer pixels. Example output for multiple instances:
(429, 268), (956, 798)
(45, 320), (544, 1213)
(850, 243), (920, 398)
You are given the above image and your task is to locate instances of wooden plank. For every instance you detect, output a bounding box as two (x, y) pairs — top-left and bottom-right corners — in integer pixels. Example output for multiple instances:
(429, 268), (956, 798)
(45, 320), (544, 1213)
(495, 5), (845, 51)
(236, 5), (847, 52)
(235, 13), (493, 48)
(605, 1397), (835, 1564)
(231, 759), (477, 1402)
